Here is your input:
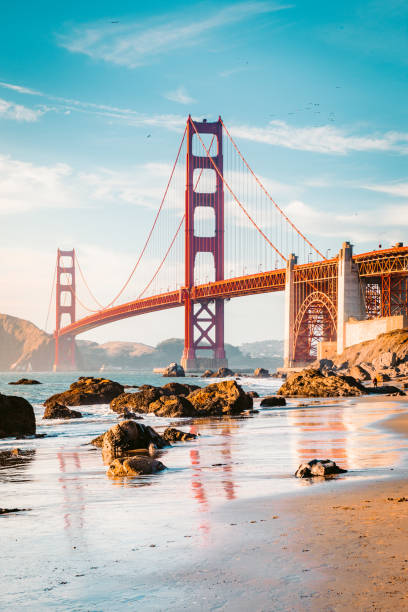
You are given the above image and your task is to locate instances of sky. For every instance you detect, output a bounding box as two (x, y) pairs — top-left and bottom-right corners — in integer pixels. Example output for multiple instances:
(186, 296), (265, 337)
(0, 0), (407, 348)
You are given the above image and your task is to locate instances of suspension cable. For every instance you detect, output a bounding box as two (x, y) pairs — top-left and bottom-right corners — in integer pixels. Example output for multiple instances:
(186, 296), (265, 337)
(220, 118), (326, 260)
(75, 253), (105, 309)
(44, 255), (57, 332)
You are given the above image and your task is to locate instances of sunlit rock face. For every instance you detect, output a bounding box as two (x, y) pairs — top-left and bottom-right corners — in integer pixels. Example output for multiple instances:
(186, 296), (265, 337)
(44, 377), (124, 408)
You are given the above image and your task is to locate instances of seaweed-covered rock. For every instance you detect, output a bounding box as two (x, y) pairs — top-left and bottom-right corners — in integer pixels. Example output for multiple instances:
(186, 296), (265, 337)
(107, 456), (166, 477)
(277, 369), (365, 397)
(8, 378), (41, 385)
(0, 393), (36, 438)
(102, 420), (168, 458)
(44, 377), (124, 408)
(295, 459), (347, 478)
(162, 427), (197, 443)
(162, 362), (185, 377)
(260, 396), (286, 407)
(148, 395), (196, 417)
(43, 403), (82, 419)
(187, 380), (252, 416)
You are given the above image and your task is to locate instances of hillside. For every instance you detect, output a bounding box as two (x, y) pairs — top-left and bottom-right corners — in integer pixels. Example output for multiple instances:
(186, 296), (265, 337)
(0, 314), (54, 371)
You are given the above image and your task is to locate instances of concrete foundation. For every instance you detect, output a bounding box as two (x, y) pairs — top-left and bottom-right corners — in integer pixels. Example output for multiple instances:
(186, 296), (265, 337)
(337, 242), (366, 355)
(345, 314), (408, 348)
(181, 356), (228, 373)
(283, 253), (298, 368)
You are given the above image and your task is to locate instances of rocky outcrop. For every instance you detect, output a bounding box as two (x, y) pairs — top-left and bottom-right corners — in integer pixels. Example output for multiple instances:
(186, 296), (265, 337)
(260, 396), (286, 407)
(148, 395), (196, 417)
(111, 385), (162, 414)
(253, 368), (269, 378)
(44, 377), (124, 408)
(107, 456), (166, 477)
(248, 391), (259, 398)
(348, 365), (371, 381)
(102, 420), (168, 458)
(91, 433), (105, 448)
(8, 378), (41, 385)
(186, 380), (252, 416)
(278, 369), (365, 397)
(295, 459), (347, 478)
(162, 382), (199, 396)
(162, 427), (197, 443)
(43, 404), (82, 419)
(212, 367), (234, 378)
(0, 393), (36, 438)
(162, 362), (185, 377)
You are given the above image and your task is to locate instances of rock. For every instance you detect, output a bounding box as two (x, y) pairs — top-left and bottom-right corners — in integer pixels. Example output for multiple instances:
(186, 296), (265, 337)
(91, 433), (105, 448)
(102, 420), (168, 458)
(187, 380), (252, 416)
(370, 385), (405, 396)
(117, 410), (142, 420)
(44, 377), (124, 409)
(0, 507), (29, 514)
(248, 391), (259, 398)
(295, 459), (347, 478)
(0, 393), (36, 438)
(373, 351), (397, 370)
(253, 368), (269, 378)
(43, 403), (82, 419)
(260, 396), (287, 407)
(348, 365), (371, 381)
(148, 395), (196, 417)
(111, 386), (163, 413)
(162, 362), (185, 377)
(316, 359), (335, 372)
(278, 369), (365, 397)
(107, 456), (166, 477)
(162, 427), (197, 443)
(161, 382), (199, 396)
(202, 370), (214, 378)
(8, 378), (41, 385)
(211, 367), (234, 378)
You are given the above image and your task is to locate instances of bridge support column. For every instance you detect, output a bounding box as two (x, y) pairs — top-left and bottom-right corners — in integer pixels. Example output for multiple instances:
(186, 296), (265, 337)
(337, 241), (366, 355)
(181, 116), (228, 373)
(53, 248), (77, 371)
(283, 253), (297, 368)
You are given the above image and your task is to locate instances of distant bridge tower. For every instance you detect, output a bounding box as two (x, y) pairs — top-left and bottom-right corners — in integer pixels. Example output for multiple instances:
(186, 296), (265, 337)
(181, 116), (228, 372)
(54, 248), (77, 371)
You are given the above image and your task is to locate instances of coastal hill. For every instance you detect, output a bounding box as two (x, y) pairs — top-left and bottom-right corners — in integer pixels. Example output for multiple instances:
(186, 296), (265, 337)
(0, 313), (283, 372)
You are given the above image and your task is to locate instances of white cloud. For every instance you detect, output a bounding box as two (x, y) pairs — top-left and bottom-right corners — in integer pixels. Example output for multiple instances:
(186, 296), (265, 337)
(165, 87), (195, 105)
(230, 120), (408, 155)
(0, 97), (43, 122)
(363, 182), (408, 198)
(57, 3), (291, 68)
(0, 81), (40, 95)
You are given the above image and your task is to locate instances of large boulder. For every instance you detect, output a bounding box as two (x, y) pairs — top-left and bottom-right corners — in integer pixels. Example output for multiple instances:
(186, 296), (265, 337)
(102, 420), (168, 458)
(260, 396), (286, 407)
(107, 456), (166, 477)
(253, 368), (269, 378)
(110, 386), (163, 414)
(161, 382), (199, 396)
(45, 377), (124, 409)
(0, 393), (36, 438)
(8, 378), (41, 385)
(43, 403), (82, 419)
(186, 380), (252, 416)
(163, 427), (197, 443)
(295, 459), (347, 478)
(277, 369), (365, 397)
(162, 362), (185, 377)
(148, 395), (196, 417)
(211, 367), (234, 378)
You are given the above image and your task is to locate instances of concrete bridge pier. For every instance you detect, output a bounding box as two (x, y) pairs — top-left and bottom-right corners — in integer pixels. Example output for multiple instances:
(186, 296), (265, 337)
(283, 253), (298, 368)
(336, 241), (366, 355)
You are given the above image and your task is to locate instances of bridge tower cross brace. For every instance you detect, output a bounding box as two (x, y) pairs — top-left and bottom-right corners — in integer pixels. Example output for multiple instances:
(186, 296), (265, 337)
(181, 116), (228, 372)
(53, 248), (77, 371)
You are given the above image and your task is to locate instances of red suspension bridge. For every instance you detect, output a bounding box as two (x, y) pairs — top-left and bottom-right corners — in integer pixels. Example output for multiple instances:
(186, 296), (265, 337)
(50, 116), (408, 371)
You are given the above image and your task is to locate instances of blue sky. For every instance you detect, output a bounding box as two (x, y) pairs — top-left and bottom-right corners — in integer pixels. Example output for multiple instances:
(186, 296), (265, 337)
(1, 0), (407, 347)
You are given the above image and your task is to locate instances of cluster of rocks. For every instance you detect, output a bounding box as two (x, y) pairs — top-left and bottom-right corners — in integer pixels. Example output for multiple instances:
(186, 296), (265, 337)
(202, 367), (273, 379)
(44, 377), (124, 410)
(111, 379), (253, 417)
(277, 369), (366, 397)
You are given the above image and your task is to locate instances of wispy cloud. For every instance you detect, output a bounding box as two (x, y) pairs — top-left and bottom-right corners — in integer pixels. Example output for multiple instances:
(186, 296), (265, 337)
(164, 87), (195, 105)
(0, 81), (40, 95)
(57, 2), (291, 68)
(0, 97), (44, 122)
(230, 120), (408, 155)
(363, 182), (408, 198)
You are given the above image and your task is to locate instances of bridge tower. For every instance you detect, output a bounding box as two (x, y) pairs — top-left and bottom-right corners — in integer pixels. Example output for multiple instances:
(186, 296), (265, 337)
(53, 248), (77, 371)
(181, 116), (228, 372)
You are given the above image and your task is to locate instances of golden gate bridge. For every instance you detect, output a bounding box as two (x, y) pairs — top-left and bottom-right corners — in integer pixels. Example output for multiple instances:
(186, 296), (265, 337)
(48, 116), (408, 371)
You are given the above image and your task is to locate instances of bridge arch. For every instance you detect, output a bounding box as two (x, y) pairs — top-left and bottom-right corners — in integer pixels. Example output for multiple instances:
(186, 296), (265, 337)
(293, 291), (337, 363)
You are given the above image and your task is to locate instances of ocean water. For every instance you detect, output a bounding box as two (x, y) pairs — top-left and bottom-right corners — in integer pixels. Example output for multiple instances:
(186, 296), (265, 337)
(1, 371), (408, 610)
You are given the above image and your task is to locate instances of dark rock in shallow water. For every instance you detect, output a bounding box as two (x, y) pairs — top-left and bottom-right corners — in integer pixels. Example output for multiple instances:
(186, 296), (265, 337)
(107, 456), (166, 477)
(278, 368), (365, 397)
(43, 403), (82, 420)
(369, 385), (405, 396)
(102, 420), (169, 458)
(0, 393), (36, 438)
(149, 395), (196, 417)
(211, 367), (234, 378)
(202, 370), (214, 378)
(8, 378), (41, 385)
(110, 386), (163, 414)
(162, 362), (185, 377)
(0, 507), (30, 514)
(248, 391), (259, 398)
(162, 427), (197, 443)
(253, 368), (269, 378)
(260, 396), (286, 407)
(295, 459), (347, 478)
(44, 377), (124, 409)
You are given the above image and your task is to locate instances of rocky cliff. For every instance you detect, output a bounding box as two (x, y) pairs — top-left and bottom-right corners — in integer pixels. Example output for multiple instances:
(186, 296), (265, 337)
(0, 314), (54, 371)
